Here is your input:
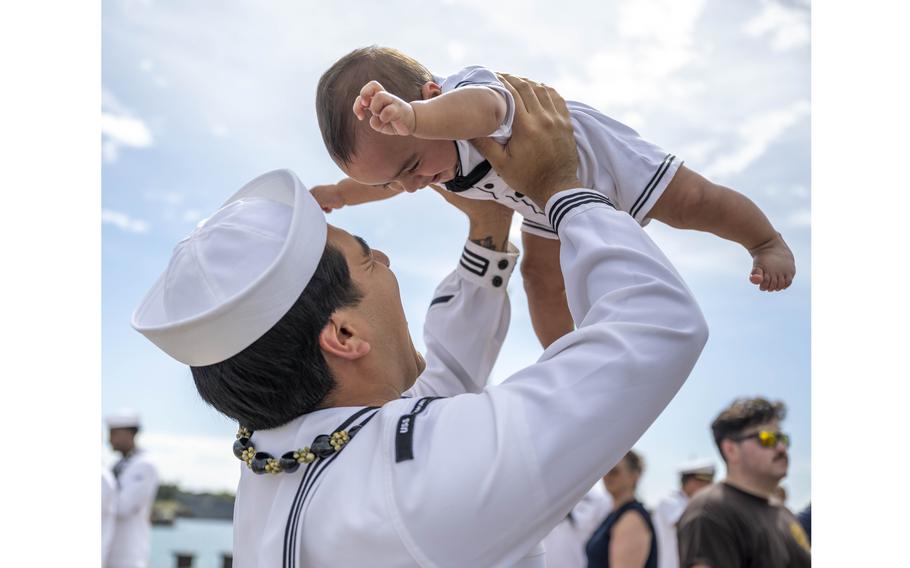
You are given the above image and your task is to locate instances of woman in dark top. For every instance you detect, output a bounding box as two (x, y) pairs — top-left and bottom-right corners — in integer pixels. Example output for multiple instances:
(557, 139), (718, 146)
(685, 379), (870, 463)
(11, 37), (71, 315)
(586, 450), (658, 568)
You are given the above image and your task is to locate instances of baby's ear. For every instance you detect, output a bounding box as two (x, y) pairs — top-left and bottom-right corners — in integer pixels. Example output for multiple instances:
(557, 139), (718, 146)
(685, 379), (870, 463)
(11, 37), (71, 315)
(420, 81), (442, 100)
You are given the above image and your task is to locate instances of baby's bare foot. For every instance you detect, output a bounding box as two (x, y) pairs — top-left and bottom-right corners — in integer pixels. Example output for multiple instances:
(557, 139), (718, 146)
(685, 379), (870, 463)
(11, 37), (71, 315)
(749, 233), (796, 292)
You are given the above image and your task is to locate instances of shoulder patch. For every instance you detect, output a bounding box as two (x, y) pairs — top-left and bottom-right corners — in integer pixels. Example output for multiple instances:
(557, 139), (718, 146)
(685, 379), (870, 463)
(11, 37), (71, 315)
(395, 397), (443, 463)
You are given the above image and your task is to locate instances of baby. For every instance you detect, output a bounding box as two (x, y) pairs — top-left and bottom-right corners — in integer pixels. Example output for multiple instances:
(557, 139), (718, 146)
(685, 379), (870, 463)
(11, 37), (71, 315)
(312, 46), (796, 348)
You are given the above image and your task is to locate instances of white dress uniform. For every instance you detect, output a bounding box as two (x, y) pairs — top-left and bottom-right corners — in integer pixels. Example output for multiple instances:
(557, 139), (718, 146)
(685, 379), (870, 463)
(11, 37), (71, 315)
(108, 450), (159, 568)
(653, 489), (688, 568)
(652, 459), (716, 568)
(541, 482), (612, 568)
(436, 66), (683, 239)
(102, 467), (118, 568)
(231, 190), (708, 567)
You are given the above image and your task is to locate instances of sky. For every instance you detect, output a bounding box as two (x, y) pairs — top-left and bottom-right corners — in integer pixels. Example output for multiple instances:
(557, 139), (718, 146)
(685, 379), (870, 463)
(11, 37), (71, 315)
(101, 0), (811, 509)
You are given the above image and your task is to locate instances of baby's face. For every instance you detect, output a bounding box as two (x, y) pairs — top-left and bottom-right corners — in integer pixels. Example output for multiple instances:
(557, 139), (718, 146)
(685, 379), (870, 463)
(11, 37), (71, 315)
(344, 128), (459, 193)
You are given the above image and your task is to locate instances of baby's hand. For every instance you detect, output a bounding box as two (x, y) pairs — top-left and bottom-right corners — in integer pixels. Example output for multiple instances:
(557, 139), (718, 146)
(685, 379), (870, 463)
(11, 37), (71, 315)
(310, 184), (346, 213)
(353, 80), (416, 136)
(749, 233), (796, 291)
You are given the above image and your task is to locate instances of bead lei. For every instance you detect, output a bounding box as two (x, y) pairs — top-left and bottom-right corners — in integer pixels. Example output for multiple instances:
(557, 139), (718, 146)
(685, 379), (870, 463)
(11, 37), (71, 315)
(232, 424), (360, 475)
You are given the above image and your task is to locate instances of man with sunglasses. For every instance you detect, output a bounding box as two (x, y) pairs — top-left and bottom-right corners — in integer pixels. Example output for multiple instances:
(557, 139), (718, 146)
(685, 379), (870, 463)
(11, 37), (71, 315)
(676, 397), (810, 568)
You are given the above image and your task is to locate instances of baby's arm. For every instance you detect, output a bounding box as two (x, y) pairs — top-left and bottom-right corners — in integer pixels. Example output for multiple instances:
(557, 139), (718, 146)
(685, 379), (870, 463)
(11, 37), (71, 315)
(411, 86), (507, 140)
(648, 166), (796, 291)
(521, 232), (574, 348)
(310, 177), (403, 213)
(354, 80), (507, 141)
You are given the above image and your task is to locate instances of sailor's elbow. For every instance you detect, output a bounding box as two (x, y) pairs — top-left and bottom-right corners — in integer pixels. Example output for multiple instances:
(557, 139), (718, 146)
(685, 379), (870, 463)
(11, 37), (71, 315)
(688, 303), (710, 354)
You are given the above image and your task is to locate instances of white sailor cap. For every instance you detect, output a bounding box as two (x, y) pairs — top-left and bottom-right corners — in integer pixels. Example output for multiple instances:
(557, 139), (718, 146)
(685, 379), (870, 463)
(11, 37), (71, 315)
(131, 169), (327, 366)
(106, 409), (141, 429)
(678, 458), (716, 478)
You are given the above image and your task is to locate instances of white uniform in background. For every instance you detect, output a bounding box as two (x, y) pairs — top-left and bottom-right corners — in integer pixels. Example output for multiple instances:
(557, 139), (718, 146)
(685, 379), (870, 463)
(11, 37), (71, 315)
(437, 66), (683, 239)
(542, 482), (613, 568)
(653, 489), (689, 568)
(102, 468), (118, 568)
(653, 458), (716, 568)
(108, 450), (159, 568)
(232, 190), (707, 567)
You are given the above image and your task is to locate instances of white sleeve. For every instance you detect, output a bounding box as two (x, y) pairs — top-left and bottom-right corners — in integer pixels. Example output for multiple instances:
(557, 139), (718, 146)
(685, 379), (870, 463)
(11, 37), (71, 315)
(439, 65), (515, 141)
(101, 470), (118, 565)
(388, 190), (708, 568)
(404, 239), (518, 398)
(115, 461), (159, 518)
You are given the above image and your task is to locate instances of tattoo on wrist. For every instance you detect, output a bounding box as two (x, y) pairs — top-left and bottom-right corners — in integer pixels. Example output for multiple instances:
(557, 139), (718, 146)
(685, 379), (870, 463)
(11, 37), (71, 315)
(471, 235), (507, 251)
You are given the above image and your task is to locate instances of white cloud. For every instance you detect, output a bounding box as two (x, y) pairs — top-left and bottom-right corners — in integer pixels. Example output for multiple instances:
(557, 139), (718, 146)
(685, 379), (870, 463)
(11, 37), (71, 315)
(101, 112), (154, 147)
(143, 190), (184, 206)
(102, 208), (150, 234)
(554, 0), (707, 109)
(182, 209), (203, 223)
(101, 87), (129, 116)
(675, 140), (721, 167)
(783, 208), (811, 228)
(760, 183), (810, 200)
(446, 41), (467, 62)
(744, 0), (810, 52)
(101, 87), (154, 163)
(704, 100), (810, 179)
(650, 228), (746, 277)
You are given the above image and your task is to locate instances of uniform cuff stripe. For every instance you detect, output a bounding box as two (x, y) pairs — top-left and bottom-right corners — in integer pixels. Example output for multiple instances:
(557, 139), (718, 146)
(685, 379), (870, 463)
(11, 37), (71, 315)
(460, 246), (490, 276)
(549, 192), (615, 233)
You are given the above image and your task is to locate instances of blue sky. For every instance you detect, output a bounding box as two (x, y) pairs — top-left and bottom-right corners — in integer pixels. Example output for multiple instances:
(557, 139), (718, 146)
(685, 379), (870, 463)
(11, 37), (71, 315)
(101, 0), (811, 508)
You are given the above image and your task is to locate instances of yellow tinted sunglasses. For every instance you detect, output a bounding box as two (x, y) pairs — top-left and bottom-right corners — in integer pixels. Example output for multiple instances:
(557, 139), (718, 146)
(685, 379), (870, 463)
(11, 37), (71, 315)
(734, 430), (790, 448)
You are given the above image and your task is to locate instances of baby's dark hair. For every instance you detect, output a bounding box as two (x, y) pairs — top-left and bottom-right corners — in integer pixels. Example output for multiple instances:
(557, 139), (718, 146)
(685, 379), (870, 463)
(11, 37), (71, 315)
(316, 45), (433, 166)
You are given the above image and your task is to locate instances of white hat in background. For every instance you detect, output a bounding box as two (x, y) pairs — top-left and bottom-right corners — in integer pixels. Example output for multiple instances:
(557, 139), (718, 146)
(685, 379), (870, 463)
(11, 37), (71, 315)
(106, 409), (142, 429)
(677, 457), (717, 479)
(132, 169), (327, 366)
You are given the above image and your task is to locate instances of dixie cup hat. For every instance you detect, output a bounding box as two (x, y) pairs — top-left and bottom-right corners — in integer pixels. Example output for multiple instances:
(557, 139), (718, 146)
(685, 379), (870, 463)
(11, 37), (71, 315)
(131, 169), (327, 366)
(678, 457), (716, 479)
(106, 409), (141, 429)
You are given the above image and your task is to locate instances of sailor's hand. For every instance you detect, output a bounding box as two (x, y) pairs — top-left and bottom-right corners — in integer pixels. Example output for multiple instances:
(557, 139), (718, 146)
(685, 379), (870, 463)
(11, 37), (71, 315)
(471, 74), (581, 209)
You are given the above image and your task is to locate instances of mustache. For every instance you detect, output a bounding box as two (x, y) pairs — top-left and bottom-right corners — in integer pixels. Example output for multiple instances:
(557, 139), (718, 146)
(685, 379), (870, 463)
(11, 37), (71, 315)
(773, 452), (789, 462)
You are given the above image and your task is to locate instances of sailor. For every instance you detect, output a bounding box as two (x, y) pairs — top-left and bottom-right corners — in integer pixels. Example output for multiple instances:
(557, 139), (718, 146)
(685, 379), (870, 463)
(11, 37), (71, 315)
(106, 410), (159, 568)
(542, 482), (613, 568)
(132, 75), (708, 568)
(652, 458), (717, 568)
(101, 467), (118, 568)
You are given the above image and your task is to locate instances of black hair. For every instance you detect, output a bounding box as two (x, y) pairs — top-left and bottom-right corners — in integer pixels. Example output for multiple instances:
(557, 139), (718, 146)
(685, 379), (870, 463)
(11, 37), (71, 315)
(190, 244), (362, 431)
(711, 397), (787, 463)
(623, 449), (644, 474)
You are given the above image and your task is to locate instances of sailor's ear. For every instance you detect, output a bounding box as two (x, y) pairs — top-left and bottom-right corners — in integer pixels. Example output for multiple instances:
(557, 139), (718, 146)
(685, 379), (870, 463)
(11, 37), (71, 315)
(720, 438), (739, 465)
(318, 311), (371, 361)
(420, 81), (443, 100)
